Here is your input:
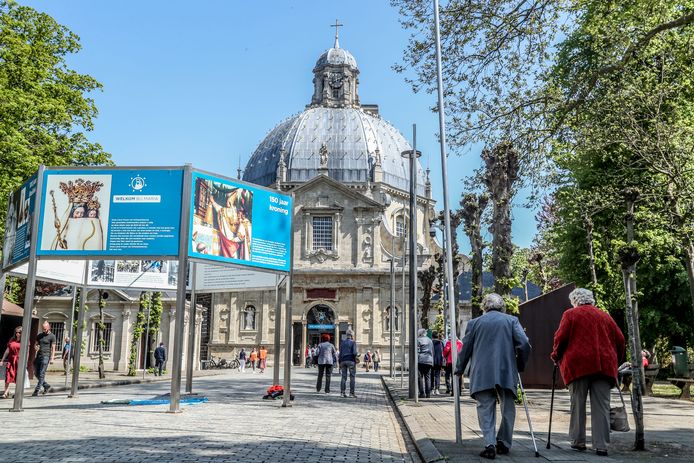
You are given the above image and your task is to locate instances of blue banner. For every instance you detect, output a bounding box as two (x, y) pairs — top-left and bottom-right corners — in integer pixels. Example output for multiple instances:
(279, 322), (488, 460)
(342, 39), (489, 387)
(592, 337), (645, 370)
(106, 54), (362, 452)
(2, 174), (37, 269)
(189, 171), (292, 273)
(37, 169), (183, 257)
(307, 324), (335, 330)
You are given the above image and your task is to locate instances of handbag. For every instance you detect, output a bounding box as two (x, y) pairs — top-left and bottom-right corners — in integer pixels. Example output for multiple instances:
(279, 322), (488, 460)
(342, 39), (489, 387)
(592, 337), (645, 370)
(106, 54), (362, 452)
(610, 386), (630, 432)
(23, 369), (31, 390)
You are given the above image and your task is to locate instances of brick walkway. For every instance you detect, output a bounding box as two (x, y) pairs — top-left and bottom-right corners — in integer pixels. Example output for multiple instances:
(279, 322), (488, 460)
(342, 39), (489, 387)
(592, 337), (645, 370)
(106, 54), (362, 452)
(1, 369), (418, 462)
(384, 376), (694, 462)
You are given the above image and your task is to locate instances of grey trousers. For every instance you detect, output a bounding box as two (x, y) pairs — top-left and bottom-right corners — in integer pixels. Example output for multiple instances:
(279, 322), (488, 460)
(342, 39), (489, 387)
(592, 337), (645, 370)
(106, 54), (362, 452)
(475, 387), (516, 448)
(568, 376), (611, 451)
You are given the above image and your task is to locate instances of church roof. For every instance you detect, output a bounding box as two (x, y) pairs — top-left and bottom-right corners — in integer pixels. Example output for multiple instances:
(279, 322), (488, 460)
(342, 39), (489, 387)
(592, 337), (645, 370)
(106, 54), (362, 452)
(315, 47), (357, 69)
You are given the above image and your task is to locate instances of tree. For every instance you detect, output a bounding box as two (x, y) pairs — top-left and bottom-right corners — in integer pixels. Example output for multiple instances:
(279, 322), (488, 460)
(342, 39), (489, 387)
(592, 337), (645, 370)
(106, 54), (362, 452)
(418, 265), (436, 328)
(127, 292), (149, 376)
(0, 0), (111, 238)
(460, 192), (488, 317)
(482, 142), (520, 296)
(147, 291), (164, 368)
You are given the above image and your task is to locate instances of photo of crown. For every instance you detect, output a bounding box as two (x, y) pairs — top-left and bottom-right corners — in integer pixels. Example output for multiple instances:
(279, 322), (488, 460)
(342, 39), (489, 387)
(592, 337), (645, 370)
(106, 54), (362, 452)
(87, 198), (101, 211)
(59, 179), (104, 204)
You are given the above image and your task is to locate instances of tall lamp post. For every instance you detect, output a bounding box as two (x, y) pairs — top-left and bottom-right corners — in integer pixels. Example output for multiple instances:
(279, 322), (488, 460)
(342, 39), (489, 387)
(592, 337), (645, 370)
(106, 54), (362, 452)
(402, 128), (421, 401)
(433, 0), (463, 443)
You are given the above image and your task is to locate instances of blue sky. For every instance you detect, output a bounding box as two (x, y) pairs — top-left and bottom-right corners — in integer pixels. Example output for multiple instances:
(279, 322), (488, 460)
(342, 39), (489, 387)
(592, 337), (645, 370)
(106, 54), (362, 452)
(22, 0), (539, 251)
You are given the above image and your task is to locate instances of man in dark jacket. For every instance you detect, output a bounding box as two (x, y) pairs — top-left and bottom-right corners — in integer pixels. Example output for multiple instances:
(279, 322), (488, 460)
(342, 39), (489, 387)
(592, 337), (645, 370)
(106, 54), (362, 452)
(154, 342), (166, 376)
(338, 329), (358, 398)
(430, 331), (444, 395)
(456, 294), (531, 459)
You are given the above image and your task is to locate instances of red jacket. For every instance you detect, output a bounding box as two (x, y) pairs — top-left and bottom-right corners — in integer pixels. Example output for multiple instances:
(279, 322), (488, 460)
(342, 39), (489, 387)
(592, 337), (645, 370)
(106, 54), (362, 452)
(551, 305), (625, 386)
(442, 339), (462, 366)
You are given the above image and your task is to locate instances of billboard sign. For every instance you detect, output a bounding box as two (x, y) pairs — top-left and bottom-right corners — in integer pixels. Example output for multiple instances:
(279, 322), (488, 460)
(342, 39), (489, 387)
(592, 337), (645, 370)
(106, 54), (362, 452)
(10, 259), (86, 285)
(2, 174), (38, 269)
(37, 169), (183, 257)
(189, 171), (292, 273)
(194, 262), (277, 291)
(88, 259), (178, 290)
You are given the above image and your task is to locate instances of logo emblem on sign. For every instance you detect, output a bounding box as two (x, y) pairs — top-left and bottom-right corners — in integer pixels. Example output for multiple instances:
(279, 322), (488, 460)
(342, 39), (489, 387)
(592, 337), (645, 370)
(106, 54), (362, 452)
(129, 175), (147, 192)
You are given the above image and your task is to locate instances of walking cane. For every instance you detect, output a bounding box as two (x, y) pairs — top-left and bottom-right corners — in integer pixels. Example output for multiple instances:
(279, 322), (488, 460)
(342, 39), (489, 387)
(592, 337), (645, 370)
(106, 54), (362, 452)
(518, 372), (540, 457)
(547, 364), (558, 449)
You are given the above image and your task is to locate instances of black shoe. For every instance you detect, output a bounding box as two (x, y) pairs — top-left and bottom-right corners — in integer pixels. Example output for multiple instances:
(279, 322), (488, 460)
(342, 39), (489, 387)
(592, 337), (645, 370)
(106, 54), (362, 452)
(43, 386), (52, 395)
(571, 444), (587, 452)
(480, 445), (496, 459)
(31, 391), (39, 397)
(425, 394), (431, 398)
(341, 392), (347, 398)
(596, 450), (608, 457)
(496, 441), (509, 455)
(325, 390), (330, 394)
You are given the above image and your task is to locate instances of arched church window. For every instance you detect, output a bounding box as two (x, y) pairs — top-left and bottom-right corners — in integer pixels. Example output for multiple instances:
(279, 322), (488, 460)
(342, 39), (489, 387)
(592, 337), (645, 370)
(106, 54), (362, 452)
(242, 305), (257, 331)
(395, 217), (406, 237)
(332, 88), (339, 99)
(385, 306), (400, 332)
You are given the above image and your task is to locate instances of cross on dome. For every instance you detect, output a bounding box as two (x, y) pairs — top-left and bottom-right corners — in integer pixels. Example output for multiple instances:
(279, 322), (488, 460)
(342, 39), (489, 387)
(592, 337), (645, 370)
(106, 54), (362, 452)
(330, 19), (343, 48)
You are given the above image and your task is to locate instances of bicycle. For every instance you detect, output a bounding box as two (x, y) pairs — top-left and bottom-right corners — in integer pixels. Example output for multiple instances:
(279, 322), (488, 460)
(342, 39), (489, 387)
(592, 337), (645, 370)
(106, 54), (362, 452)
(229, 358), (240, 370)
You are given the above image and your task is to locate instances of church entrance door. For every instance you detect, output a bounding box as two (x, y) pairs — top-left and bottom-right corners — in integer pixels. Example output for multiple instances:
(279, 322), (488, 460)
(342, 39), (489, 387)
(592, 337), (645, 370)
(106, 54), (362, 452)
(306, 304), (336, 350)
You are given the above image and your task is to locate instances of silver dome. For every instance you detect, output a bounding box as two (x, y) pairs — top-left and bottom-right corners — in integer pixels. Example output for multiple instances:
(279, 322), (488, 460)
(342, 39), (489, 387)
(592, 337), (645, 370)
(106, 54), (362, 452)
(315, 47), (357, 70)
(243, 107), (426, 193)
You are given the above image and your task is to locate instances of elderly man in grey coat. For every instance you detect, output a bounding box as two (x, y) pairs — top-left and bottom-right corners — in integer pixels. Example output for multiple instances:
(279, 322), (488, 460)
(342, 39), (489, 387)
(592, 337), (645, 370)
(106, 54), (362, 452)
(456, 293), (531, 459)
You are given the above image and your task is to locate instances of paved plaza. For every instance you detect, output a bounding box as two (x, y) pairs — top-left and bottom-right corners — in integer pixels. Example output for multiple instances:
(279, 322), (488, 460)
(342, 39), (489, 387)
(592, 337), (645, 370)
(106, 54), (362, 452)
(1, 368), (417, 463)
(384, 376), (694, 462)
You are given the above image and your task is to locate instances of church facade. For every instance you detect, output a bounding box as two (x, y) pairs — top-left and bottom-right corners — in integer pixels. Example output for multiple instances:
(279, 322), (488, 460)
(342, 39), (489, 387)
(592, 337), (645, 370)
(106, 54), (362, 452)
(207, 35), (440, 366)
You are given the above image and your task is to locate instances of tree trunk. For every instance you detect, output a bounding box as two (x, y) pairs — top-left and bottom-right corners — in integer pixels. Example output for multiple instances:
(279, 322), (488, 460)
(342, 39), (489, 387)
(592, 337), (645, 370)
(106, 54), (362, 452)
(461, 193), (487, 318)
(585, 216), (598, 287)
(683, 239), (694, 324)
(482, 142), (519, 297)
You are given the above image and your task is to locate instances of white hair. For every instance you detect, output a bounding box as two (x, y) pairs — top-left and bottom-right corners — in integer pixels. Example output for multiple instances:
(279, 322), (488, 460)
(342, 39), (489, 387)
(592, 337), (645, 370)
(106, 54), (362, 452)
(418, 328), (427, 337)
(569, 288), (595, 307)
(481, 293), (505, 313)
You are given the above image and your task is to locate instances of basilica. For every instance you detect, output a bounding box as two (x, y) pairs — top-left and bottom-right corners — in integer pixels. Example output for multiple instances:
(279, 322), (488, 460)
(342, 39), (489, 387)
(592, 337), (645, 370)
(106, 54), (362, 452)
(207, 33), (440, 366)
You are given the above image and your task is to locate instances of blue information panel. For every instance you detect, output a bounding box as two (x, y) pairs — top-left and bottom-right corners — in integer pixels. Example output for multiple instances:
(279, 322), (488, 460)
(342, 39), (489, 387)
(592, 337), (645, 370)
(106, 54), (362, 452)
(307, 324), (335, 330)
(189, 171), (292, 273)
(2, 174), (38, 269)
(36, 169), (183, 257)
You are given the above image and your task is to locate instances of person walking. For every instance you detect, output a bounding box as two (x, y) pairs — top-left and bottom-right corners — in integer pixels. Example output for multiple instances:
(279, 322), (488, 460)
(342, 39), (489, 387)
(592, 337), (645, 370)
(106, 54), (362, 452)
(154, 342), (166, 376)
(364, 351), (372, 372)
(32, 321), (56, 396)
(372, 350), (381, 372)
(551, 288), (625, 457)
(61, 337), (71, 376)
(443, 334), (462, 396)
(1, 327), (22, 399)
(238, 348), (247, 372)
(316, 334), (337, 393)
(259, 346), (267, 373)
(456, 293), (532, 459)
(249, 348), (258, 372)
(417, 328), (434, 398)
(339, 329), (358, 398)
(431, 331), (444, 395)
(305, 345), (311, 368)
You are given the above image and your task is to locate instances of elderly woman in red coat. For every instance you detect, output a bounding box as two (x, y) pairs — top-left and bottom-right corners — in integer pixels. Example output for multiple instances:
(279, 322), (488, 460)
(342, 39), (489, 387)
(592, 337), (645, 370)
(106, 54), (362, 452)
(551, 288), (625, 457)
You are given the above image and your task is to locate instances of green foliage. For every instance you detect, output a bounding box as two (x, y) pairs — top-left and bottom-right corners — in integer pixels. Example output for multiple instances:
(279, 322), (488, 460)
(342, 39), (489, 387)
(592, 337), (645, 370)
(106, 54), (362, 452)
(127, 292), (149, 376)
(0, 0), (111, 241)
(430, 300), (444, 335)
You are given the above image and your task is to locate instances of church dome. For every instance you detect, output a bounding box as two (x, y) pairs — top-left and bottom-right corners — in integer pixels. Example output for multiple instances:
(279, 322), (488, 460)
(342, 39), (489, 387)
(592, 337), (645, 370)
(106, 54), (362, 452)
(243, 107), (426, 192)
(315, 47), (357, 69)
(243, 36), (426, 193)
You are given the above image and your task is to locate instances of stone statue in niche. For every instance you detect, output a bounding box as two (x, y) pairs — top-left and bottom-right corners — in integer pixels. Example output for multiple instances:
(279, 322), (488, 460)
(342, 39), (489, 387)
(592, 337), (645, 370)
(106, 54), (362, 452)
(319, 143), (329, 168)
(244, 306), (256, 330)
(362, 233), (373, 262)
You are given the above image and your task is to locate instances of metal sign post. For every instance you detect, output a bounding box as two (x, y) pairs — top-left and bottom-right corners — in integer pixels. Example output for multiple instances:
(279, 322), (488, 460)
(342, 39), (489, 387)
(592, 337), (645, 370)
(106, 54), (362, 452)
(169, 164), (193, 413)
(143, 299), (151, 380)
(282, 196), (295, 407)
(185, 262), (197, 393)
(433, 0), (463, 443)
(69, 261), (90, 398)
(11, 165), (44, 412)
(272, 274), (284, 385)
(64, 286), (77, 388)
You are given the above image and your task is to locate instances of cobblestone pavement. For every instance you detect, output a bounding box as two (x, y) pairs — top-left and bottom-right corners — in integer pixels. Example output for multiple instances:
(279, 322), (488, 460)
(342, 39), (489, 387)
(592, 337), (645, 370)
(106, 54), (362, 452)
(384, 376), (694, 462)
(1, 369), (418, 463)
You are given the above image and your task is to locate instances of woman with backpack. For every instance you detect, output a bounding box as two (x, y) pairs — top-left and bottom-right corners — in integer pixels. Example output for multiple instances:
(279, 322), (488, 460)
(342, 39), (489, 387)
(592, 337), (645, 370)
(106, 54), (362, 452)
(372, 350), (381, 372)
(363, 351), (372, 372)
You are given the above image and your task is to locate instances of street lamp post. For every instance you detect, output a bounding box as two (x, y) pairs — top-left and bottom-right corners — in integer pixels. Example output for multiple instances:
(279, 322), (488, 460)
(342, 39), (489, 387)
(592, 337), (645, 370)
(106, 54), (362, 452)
(433, 0), (463, 443)
(402, 128), (421, 401)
